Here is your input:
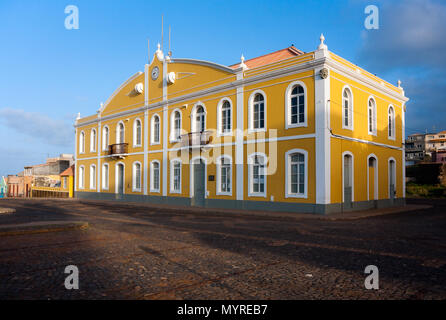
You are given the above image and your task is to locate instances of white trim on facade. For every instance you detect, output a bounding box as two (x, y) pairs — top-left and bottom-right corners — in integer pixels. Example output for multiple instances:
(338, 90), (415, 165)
(90, 128), (97, 152)
(102, 125), (109, 151)
(388, 104), (396, 141)
(116, 121), (125, 144)
(150, 113), (161, 145)
(367, 96), (377, 136)
(102, 163), (109, 190)
(190, 102), (207, 133)
(169, 108), (183, 142)
(79, 131), (85, 154)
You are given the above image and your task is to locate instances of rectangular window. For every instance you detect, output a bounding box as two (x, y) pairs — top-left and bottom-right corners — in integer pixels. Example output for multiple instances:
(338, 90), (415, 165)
(102, 165), (109, 189)
(252, 157), (265, 194)
(172, 162), (181, 192)
(152, 162), (160, 192)
(222, 109), (231, 133)
(253, 103), (264, 129)
(90, 166), (96, 189)
(221, 164), (231, 193)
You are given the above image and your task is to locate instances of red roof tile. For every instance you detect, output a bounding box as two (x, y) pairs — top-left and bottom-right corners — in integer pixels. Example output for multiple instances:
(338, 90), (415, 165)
(60, 165), (74, 177)
(229, 46), (304, 70)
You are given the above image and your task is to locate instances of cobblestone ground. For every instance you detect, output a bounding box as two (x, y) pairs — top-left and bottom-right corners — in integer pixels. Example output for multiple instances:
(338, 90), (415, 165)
(0, 198), (445, 300)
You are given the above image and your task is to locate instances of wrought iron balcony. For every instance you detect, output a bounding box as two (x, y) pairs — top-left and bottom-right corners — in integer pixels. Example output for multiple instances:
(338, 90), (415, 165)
(108, 143), (128, 156)
(180, 131), (212, 148)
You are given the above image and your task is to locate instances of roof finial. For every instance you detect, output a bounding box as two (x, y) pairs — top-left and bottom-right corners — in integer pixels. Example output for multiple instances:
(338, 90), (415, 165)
(318, 33), (327, 50)
(240, 54), (247, 69)
(157, 42), (161, 52)
(397, 79), (402, 88)
(76, 112), (81, 120)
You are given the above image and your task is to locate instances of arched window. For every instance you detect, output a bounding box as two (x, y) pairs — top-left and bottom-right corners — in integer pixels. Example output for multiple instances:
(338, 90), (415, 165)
(388, 105), (395, 139)
(90, 129), (96, 152)
(285, 149), (308, 198)
(132, 162), (141, 192)
(102, 126), (109, 151)
(78, 165), (85, 189)
(133, 119), (142, 147)
(342, 88), (353, 130)
(248, 153), (267, 197)
(252, 93), (265, 130)
(79, 131), (85, 154)
(290, 85), (305, 125)
(194, 105), (206, 133)
(151, 115), (160, 144)
(90, 164), (96, 189)
(219, 99), (232, 134)
(102, 163), (109, 190)
(368, 97), (377, 135)
(117, 122), (125, 144)
(217, 156), (232, 195)
(170, 159), (182, 193)
(171, 110), (182, 141)
(150, 161), (160, 192)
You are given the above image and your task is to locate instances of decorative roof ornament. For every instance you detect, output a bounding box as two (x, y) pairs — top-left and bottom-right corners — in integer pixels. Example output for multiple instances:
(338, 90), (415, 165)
(240, 54), (248, 69)
(397, 79), (402, 88)
(76, 112), (81, 120)
(318, 33), (327, 50)
(156, 42), (164, 61)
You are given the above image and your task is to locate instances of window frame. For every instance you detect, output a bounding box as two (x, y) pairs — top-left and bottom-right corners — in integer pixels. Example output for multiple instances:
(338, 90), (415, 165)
(79, 131), (85, 154)
(342, 151), (354, 202)
(132, 161), (142, 192)
(216, 155), (232, 196)
(150, 160), (161, 193)
(78, 165), (85, 189)
(116, 121), (125, 144)
(341, 85), (354, 131)
(90, 128), (97, 152)
(248, 152), (267, 198)
(191, 103), (207, 133)
(217, 98), (233, 136)
(285, 81), (308, 129)
(388, 105), (396, 140)
(102, 125), (109, 151)
(367, 96), (377, 136)
(285, 149), (308, 199)
(102, 163), (109, 190)
(170, 109), (182, 143)
(89, 164), (96, 190)
(133, 118), (142, 147)
(248, 90), (267, 133)
(169, 158), (182, 194)
(151, 114), (161, 145)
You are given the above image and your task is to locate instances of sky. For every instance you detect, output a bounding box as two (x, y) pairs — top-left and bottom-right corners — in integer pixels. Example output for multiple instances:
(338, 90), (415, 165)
(0, 0), (445, 177)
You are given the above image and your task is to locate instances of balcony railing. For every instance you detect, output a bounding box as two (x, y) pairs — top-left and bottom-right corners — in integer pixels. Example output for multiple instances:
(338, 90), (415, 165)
(108, 143), (128, 156)
(180, 131), (212, 148)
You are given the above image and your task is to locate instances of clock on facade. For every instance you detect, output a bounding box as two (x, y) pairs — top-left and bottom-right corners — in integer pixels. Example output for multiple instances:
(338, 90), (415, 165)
(151, 66), (160, 80)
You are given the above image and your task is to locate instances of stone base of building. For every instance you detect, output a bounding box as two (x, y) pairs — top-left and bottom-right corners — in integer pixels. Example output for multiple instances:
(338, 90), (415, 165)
(75, 191), (406, 215)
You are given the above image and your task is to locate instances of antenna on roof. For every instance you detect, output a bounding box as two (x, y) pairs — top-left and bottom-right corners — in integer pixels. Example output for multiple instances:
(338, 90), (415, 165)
(161, 15), (164, 51)
(168, 25), (172, 57)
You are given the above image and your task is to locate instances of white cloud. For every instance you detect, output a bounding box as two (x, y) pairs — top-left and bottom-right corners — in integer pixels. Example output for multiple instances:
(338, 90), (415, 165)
(0, 108), (74, 147)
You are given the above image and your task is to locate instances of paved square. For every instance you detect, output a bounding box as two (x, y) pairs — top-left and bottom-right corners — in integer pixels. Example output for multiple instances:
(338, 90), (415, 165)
(0, 198), (445, 299)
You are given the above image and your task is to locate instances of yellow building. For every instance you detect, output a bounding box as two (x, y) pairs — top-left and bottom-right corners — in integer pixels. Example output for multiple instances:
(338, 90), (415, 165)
(74, 35), (408, 214)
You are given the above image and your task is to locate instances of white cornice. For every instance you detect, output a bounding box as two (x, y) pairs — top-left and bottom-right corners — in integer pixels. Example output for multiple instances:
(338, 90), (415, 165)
(171, 58), (239, 73)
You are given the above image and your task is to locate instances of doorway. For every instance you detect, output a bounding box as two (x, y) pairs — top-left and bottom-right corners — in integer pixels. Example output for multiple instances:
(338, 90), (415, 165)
(389, 159), (396, 204)
(368, 156), (378, 201)
(343, 153), (353, 211)
(116, 163), (124, 199)
(191, 159), (205, 207)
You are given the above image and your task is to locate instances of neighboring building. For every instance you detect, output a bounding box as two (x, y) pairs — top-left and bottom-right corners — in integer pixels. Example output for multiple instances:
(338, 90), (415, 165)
(0, 176), (7, 198)
(61, 165), (75, 198)
(425, 131), (446, 153)
(7, 173), (24, 197)
(74, 36), (408, 214)
(30, 155), (74, 198)
(405, 133), (428, 165)
(432, 148), (446, 164)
